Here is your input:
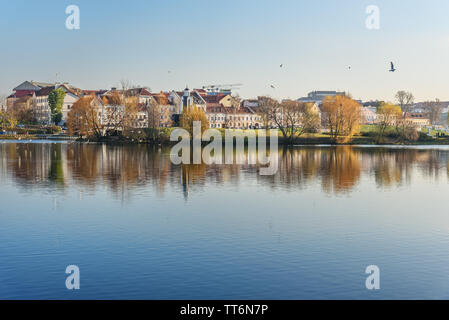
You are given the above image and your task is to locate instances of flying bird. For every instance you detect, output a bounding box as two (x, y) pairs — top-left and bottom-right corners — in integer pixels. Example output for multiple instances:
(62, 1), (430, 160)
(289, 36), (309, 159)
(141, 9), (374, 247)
(280, 64), (283, 68)
(270, 85), (276, 89)
(389, 62), (396, 72)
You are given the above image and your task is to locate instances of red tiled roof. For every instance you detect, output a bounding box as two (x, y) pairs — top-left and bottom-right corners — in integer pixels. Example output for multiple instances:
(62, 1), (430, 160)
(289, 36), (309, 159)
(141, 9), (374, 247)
(126, 88), (152, 96)
(152, 93), (169, 105)
(139, 88), (152, 96)
(83, 90), (108, 96)
(202, 94), (228, 104)
(36, 86), (55, 97)
(13, 90), (35, 98)
(83, 90), (98, 95)
(58, 84), (81, 97)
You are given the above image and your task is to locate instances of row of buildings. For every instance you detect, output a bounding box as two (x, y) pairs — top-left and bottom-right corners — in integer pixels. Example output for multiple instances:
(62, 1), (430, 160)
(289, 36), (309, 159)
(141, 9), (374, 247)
(6, 81), (266, 130)
(6, 82), (447, 130)
(298, 90), (449, 129)
(360, 104), (449, 129)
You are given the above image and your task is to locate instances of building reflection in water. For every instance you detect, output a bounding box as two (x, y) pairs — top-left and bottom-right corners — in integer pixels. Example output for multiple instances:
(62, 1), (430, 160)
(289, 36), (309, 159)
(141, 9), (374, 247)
(1, 142), (449, 200)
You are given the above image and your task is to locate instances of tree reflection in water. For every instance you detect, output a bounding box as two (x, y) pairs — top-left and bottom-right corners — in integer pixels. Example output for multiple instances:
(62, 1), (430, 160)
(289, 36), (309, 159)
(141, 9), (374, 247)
(1, 142), (449, 199)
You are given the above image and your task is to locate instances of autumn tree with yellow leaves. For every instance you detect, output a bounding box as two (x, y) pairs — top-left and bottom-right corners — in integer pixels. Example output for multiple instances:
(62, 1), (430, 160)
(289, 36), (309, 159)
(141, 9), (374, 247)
(180, 105), (209, 138)
(0, 110), (18, 129)
(101, 91), (138, 134)
(376, 102), (402, 143)
(67, 96), (103, 139)
(321, 95), (361, 143)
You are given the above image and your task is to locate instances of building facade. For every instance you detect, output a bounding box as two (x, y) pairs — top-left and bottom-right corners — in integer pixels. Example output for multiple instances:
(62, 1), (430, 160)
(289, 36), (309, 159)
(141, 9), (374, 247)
(298, 91), (346, 105)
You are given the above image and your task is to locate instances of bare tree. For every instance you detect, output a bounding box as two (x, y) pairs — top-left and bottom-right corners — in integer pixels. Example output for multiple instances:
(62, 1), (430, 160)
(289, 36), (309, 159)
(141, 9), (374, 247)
(120, 79), (138, 98)
(269, 100), (321, 145)
(223, 112), (233, 129)
(395, 91), (414, 114)
(423, 99), (442, 125)
(102, 91), (124, 134)
(376, 103), (402, 143)
(146, 97), (161, 141)
(12, 96), (37, 124)
(227, 96), (243, 129)
(230, 96), (241, 110)
(147, 99), (161, 128)
(257, 96), (279, 129)
(120, 79), (132, 91)
(122, 96), (139, 132)
(395, 90), (417, 142)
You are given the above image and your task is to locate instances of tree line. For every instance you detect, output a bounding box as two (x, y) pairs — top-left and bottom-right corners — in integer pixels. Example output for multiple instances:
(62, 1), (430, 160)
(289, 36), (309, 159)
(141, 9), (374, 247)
(4, 86), (446, 145)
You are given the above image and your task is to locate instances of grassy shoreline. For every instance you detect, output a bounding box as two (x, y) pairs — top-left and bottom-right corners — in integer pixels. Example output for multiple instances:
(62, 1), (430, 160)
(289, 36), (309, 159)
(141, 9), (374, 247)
(2, 133), (449, 145)
(2, 125), (449, 145)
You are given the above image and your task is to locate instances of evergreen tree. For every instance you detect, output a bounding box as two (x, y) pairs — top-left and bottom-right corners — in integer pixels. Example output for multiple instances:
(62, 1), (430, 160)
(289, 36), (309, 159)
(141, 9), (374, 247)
(48, 88), (66, 125)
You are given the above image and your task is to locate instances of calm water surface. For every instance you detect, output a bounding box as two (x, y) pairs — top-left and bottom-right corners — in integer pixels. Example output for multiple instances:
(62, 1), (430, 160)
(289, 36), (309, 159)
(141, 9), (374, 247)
(1, 141), (449, 299)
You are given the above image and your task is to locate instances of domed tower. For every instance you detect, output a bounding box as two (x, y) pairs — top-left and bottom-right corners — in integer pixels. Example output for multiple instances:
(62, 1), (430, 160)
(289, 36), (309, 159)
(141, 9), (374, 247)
(181, 87), (190, 113)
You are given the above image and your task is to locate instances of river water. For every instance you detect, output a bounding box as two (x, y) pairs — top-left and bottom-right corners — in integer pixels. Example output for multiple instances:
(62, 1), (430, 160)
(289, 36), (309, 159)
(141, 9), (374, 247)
(1, 141), (449, 299)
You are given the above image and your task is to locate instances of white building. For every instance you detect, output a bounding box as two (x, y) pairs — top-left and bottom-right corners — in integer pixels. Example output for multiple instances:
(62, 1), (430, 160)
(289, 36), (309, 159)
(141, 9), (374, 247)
(9, 81), (81, 125)
(58, 84), (81, 125)
(361, 106), (378, 125)
(169, 88), (207, 114)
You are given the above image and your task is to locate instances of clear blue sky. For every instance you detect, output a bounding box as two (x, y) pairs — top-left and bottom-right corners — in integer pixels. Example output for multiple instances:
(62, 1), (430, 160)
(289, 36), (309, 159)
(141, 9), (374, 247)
(1, 0), (449, 102)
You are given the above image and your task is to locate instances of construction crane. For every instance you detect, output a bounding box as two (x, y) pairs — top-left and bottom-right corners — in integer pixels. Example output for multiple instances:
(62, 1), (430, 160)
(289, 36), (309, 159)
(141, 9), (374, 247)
(202, 83), (243, 95)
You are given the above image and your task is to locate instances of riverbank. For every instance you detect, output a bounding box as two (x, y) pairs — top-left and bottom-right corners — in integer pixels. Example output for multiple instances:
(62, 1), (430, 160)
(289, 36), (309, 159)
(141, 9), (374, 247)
(0, 134), (77, 141)
(2, 125), (448, 145)
(290, 133), (449, 145)
(4, 133), (449, 145)
(71, 125), (449, 145)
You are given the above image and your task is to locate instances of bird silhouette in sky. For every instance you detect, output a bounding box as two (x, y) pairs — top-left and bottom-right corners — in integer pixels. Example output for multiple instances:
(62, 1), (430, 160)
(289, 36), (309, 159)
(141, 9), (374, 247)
(270, 85), (275, 89)
(280, 64), (283, 68)
(389, 62), (396, 72)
